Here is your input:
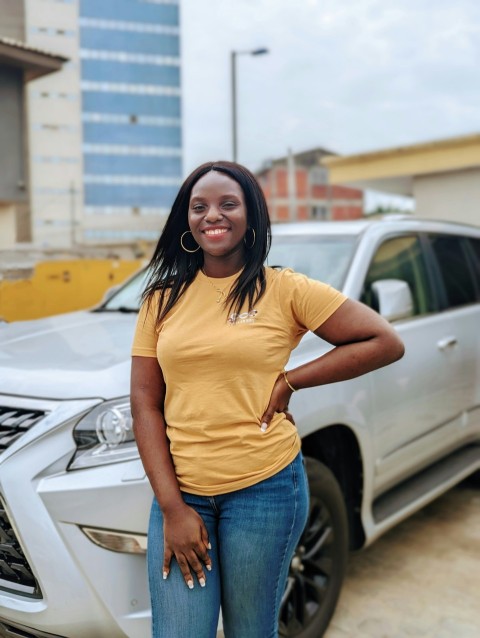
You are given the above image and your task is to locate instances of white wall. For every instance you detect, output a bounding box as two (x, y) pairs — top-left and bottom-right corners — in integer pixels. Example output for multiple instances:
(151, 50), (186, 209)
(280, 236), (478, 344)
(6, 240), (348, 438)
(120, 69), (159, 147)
(0, 205), (17, 249)
(25, 0), (83, 248)
(414, 168), (480, 226)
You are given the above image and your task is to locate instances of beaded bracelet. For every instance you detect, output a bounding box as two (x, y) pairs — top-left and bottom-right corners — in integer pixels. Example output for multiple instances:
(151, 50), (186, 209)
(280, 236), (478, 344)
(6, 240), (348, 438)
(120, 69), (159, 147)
(282, 370), (297, 393)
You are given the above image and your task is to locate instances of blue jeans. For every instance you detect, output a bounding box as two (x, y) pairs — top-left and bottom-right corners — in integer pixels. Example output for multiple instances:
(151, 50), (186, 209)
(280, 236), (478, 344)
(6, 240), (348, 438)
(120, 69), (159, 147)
(147, 453), (309, 638)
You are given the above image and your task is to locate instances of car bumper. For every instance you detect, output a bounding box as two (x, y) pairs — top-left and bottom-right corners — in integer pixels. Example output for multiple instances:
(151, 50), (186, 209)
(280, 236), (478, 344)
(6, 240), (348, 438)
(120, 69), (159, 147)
(0, 398), (153, 638)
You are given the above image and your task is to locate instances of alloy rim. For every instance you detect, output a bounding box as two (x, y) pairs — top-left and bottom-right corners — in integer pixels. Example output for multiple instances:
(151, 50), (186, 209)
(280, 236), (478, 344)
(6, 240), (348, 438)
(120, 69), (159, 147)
(279, 496), (334, 636)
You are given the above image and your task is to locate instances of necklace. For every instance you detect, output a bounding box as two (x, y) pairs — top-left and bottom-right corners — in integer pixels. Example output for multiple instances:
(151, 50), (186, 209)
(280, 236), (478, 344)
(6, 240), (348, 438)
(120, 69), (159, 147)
(202, 271), (231, 303)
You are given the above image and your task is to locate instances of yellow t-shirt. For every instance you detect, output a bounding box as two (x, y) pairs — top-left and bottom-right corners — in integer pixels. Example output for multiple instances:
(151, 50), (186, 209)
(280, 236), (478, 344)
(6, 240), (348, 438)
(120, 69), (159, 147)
(131, 267), (347, 495)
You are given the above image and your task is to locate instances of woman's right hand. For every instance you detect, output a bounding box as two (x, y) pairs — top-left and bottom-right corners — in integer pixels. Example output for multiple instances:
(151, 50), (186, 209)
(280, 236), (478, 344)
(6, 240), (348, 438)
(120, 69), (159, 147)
(162, 502), (212, 589)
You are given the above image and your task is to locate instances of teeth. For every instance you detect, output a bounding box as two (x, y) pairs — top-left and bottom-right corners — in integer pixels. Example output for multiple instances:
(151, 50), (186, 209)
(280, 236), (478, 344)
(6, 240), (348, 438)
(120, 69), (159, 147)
(205, 229), (228, 235)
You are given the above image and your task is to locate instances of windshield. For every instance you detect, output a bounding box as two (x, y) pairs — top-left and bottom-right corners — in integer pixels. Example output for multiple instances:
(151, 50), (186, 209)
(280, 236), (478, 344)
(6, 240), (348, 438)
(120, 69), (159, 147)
(100, 270), (150, 312)
(266, 235), (356, 289)
(100, 234), (356, 312)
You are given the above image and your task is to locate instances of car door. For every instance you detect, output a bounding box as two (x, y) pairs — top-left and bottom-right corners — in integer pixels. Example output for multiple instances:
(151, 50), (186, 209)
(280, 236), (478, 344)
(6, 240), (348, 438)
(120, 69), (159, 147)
(426, 233), (480, 436)
(360, 233), (462, 495)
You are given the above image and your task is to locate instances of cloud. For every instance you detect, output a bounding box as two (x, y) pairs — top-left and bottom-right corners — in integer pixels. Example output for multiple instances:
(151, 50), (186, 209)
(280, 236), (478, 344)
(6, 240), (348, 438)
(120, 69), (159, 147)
(181, 0), (480, 172)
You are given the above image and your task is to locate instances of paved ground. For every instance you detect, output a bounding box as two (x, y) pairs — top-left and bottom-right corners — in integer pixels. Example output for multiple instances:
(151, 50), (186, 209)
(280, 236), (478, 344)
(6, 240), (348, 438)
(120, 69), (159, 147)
(325, 481), (480, 638)
(217, 482), (479, 638)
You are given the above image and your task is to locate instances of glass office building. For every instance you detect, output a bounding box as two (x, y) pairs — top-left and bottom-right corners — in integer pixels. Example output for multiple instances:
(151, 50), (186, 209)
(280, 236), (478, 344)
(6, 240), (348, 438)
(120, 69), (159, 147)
(79, 0), (182, 241)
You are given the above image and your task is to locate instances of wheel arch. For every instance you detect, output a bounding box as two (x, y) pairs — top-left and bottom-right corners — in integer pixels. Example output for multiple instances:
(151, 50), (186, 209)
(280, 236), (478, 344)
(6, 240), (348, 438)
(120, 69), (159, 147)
(301, 424), (366, 550)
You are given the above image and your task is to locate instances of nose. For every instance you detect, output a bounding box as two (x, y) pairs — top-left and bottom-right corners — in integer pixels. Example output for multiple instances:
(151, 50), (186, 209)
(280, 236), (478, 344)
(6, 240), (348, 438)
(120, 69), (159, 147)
(204, 206), (223, 222)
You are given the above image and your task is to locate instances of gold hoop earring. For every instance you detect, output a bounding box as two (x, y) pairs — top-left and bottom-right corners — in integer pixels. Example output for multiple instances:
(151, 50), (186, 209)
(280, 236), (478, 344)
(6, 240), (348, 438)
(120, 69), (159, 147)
(243, 227), (256, 249)
(180, 231), (200, 253)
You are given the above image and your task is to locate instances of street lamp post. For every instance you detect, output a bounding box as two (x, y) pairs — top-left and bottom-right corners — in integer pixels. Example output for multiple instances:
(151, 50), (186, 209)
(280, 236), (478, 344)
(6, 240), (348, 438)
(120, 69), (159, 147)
(231, 48), (269, 163)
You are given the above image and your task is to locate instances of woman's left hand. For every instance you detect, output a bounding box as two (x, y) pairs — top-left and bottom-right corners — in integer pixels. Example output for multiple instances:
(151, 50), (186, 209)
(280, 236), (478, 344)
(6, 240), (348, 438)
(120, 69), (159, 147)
(260, 373), (295, 432)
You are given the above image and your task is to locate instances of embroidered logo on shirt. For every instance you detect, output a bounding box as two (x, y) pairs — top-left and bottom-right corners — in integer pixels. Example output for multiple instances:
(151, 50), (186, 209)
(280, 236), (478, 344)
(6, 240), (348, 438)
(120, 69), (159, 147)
(228, 309), (258, 325)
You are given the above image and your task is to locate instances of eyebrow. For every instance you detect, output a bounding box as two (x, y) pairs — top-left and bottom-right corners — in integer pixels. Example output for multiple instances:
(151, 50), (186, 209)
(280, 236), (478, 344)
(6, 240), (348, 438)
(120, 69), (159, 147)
(190, 194), (241, 202)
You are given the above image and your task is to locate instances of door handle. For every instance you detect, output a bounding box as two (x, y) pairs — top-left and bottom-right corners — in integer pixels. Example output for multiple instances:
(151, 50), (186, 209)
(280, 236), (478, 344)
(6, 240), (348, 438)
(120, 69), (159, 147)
(437, 336), (458, 351)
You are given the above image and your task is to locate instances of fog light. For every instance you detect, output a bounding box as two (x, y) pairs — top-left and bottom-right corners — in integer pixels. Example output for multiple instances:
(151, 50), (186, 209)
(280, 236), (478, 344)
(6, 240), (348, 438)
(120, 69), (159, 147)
(81, 526), (147, 554)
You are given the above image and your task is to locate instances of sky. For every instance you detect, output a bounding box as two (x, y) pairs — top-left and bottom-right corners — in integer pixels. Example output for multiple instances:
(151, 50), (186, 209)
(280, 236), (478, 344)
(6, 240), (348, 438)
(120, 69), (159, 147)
(181, 0), (480, 210)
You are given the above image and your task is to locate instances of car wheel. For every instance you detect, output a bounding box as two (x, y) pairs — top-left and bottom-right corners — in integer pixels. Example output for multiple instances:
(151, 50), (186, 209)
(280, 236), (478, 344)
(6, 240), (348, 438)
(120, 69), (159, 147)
(279, 457), (349, 638)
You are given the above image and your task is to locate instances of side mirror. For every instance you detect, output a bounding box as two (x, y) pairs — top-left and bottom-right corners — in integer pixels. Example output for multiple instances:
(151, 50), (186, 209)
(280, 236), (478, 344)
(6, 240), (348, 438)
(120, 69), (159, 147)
(371, 279), (413, 322)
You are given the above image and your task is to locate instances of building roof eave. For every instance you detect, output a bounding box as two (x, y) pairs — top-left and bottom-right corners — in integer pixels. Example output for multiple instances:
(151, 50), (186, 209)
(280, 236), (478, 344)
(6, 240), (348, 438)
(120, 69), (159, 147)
(0, 37), (68, 80)
(323, 132), (480, 192)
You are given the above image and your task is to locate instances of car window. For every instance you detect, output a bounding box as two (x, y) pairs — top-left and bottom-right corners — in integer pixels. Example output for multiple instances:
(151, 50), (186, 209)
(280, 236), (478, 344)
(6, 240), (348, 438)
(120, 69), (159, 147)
(429, 235), (477, 308)
(465, 237), (480, 295)
(361, 235), (434, 316)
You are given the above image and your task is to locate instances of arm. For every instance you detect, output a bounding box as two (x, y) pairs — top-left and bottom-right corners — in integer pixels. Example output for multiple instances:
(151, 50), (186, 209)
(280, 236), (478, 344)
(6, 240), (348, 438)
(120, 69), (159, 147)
(131, 356), (211, 588)
(261, 299), (405, 429)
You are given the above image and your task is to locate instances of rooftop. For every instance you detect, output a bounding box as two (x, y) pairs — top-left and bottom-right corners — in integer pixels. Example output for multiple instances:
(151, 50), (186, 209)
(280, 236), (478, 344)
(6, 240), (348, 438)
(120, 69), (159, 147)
(271, 215), (480, 236)
(323, 132), (480, 168)
(257, 147), (337, 175)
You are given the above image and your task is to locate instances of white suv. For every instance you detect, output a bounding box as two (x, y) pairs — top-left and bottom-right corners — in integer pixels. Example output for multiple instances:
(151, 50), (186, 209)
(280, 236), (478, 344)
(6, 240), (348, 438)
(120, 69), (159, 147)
(0, 218), (479, 638)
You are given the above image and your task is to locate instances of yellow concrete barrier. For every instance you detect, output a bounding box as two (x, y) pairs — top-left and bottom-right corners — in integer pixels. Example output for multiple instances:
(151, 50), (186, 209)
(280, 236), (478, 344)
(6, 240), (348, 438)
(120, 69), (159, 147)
(0, 259), (143, 322)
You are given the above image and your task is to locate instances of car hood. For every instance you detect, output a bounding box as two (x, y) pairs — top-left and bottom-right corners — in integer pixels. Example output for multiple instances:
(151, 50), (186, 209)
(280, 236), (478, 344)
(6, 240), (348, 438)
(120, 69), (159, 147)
(0, 311), (332, 402)
(0, 311), (137, 400)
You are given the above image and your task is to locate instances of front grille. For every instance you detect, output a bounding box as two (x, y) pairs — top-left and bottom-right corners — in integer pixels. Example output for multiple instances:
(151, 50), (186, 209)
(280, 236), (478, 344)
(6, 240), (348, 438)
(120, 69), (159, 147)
(0, 499), (41, 598)
(0, 620), (65, 637)
(0, 407), (45, 455)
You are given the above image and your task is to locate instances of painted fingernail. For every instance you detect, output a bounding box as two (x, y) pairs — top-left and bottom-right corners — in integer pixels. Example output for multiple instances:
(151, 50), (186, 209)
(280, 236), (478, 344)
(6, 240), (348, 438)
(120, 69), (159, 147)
(187, 580), (194, 589)
(199, 577), (206, 587)
(206, 564), (212, 571)
(260, 422), (268, 432)
(163, 571), (168, 580)
(207, 542), (212, 550)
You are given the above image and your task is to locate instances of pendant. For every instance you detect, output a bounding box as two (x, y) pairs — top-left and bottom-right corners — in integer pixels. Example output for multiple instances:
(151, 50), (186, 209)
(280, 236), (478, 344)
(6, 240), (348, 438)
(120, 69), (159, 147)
(216, 290), (226, 303)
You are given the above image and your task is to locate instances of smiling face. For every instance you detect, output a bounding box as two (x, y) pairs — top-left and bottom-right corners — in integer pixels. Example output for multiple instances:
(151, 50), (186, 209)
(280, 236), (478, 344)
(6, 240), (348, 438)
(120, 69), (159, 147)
(188, 170), (248, 276)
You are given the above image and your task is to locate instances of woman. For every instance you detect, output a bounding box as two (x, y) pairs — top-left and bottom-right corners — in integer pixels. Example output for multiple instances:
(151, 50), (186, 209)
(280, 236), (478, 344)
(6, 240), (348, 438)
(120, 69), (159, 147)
(130, 161), (404, 638)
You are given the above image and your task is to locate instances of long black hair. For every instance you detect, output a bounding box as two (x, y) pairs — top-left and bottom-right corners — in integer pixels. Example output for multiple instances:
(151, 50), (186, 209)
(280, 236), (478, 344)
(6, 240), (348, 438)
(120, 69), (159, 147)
(142, 161), (271, 325)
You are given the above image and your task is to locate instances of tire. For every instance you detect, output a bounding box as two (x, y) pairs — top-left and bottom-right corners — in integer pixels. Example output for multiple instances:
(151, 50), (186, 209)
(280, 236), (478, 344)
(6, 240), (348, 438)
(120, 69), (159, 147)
(278, 457), (349, 638)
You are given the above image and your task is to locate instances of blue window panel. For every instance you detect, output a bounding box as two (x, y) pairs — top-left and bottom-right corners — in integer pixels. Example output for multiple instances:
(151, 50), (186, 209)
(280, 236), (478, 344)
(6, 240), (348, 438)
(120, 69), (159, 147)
(84, 154), (182, 176)
(80, 30), (179, 56)
(81, 60), (180, 87)
(82, 92), (181, 117)
(85, 184), (179, 207)
(80, 0), (179, 27)
(83, 123), (181, 147)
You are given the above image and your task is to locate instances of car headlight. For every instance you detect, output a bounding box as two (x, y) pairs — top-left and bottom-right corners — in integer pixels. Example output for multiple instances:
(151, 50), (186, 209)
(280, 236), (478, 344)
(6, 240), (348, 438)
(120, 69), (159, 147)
(69, 398), (139, 470)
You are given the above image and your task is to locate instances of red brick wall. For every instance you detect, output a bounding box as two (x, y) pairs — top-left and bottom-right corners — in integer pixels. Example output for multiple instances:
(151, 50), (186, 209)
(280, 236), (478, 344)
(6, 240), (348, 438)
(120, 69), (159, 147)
(297, 205), (309, 220)
(296, 170), (308, 198)
(277, 169), (288, 198)
(311, 185), (361, 200)
(276, 205), (289, 221)
(330, 185), (362, 199)
(258, 165), (364, 222)
(332, 206), (363, 220)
